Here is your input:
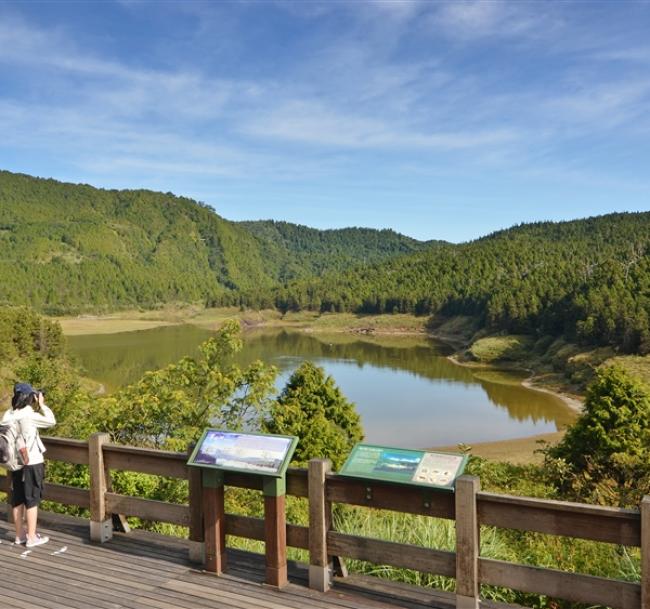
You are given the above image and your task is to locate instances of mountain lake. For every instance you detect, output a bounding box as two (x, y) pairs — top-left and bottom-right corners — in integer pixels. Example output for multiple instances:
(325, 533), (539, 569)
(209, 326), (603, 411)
(66, 325), (576, 448)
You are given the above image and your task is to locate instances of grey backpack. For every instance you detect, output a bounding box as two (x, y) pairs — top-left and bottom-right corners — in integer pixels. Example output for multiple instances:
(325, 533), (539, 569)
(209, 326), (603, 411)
(0, 420), (26, 471)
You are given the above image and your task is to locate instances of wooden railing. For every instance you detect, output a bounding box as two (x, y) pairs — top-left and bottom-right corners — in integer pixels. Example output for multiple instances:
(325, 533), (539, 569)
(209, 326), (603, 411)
(2, 434), (647, 609)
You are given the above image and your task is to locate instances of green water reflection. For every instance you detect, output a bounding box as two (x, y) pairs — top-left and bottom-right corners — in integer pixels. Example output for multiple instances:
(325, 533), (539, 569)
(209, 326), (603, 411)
(67, 326), (575, 448)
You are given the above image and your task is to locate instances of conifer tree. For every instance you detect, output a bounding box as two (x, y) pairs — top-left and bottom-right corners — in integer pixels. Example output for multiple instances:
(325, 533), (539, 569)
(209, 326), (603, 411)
(264, 361), (363, 469)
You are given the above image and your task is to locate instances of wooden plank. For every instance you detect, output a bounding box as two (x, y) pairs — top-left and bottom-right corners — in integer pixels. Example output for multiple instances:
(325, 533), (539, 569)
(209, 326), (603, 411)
(162, 578), (302, 609)
(89, 431), (110, 541)
(42, 436), (89, 464)
(642, 495), (650, 608)
(480, 558), (641, 609)
(175, 571), (351, 609)
(203, 484), (227, 574)
(287, 467), (309, 498)
(129, 586), (243, 609)
(103, 444), (189, 479)
(106, 492), (191, 526)
(333, 573), (455, 609)
(309, 459), (332, 591)
(0, 543), (161, 593)
(3, 544), (167, 607)
(226, 513), (309, 549)
(309, 459), (331, 567)
(0, 526), (184, 581)
(456, 476), (480, 606)
(188, 445), (203, 543)
(326, 475), (455, 519)
(287, 523), (310, 550)
(265, 493), (288, 588)
(478, 491), (641, 546)
(227, 513), (265, 540)
(43, 482), (90, 507)
(327, 531), (455, 577)
(178, 571), (410, 609)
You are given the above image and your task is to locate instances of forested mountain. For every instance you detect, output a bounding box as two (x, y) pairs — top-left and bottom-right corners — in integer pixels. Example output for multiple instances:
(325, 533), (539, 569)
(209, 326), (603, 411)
(0, 171), (423, 313)
(241, 213), (650, 353)
(239, 220), (434, 281)
(2, 170), (649, 354)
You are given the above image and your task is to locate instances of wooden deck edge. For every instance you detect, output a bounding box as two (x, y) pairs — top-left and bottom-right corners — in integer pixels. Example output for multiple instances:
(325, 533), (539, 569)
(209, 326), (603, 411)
(333, 573), (531, 609)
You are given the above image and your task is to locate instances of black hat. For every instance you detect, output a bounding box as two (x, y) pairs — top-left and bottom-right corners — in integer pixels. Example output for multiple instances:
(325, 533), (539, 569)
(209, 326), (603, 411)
(14, 382), (36, 395)
(12, 382), (37, 409)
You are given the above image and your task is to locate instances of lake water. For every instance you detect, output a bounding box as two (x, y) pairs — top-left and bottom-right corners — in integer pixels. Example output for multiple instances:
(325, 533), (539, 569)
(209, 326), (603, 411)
(66, 325), (575, 448)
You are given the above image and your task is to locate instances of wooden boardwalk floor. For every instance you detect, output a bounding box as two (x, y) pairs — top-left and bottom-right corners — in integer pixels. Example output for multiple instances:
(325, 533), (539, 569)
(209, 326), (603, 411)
(0, 511), (464, 609)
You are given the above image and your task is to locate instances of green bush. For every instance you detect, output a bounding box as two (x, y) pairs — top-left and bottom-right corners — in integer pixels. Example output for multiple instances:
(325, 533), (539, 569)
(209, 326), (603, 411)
(546, 365), (650, 506)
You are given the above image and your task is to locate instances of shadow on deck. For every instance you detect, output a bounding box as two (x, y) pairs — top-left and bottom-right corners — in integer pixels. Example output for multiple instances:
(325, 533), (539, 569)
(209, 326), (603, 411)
(1, 510), (473, 609)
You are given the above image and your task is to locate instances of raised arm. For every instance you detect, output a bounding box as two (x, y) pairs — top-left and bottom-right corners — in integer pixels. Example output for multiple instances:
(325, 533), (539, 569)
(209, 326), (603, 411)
(31, 393), (56, 429)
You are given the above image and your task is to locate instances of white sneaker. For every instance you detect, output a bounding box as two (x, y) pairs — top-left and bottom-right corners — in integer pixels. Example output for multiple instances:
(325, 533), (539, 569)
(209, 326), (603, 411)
(26, 535), (49, 548)
(14, 537), (27, 545)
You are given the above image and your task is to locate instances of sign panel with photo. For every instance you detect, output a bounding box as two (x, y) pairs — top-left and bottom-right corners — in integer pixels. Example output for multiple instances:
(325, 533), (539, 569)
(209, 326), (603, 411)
(339, 443), (467, 490)
(188, 429), (298, 477)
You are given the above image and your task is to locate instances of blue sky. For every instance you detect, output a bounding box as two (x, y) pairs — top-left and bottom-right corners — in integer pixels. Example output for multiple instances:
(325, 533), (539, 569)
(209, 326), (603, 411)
(1, 1), (649, 242)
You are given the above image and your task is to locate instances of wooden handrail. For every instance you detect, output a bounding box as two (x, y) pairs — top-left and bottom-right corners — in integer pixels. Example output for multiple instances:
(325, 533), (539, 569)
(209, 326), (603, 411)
(478, 490), (641, 546)
(23, 435), (646, 609)
(480, 558), (640, 609)
(42, 437), (89, 464)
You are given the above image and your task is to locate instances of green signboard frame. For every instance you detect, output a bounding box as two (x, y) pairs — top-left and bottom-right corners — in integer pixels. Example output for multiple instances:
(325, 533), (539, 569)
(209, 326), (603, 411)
(339, 443), (468, 491)
(187, 429), (298, 479)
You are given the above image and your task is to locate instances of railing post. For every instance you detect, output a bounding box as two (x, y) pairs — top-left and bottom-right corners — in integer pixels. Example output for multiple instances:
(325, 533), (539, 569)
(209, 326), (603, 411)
(203, 469), (226, 574)
(455, 475), (480, 609)
(89, 432), (112, 543)
(264, 478), (288, 588)
(309, 459), (332, 592)
(188, 444), (205, 564)
(642, 495), (650, 608)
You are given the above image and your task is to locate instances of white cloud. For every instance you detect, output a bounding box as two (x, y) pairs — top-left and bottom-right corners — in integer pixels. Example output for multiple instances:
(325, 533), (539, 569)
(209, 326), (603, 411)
(243, 100), (518, 150)
(1, 1), (650, 203)
(431, 1), (557, 41)
(543, 79), (650, 130)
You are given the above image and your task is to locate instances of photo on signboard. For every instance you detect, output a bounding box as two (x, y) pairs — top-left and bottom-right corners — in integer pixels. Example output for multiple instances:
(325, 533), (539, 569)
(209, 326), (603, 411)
(192, 430), (294, 476)
(372, 451), (420, 476)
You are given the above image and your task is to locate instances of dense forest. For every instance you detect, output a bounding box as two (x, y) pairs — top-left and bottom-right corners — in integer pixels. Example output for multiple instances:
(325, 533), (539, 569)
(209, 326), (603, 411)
(1, 170), (649, 354)
(0, 171), (425, 313)
(236, 214), (650, 353)
(240, 220), (434, 281)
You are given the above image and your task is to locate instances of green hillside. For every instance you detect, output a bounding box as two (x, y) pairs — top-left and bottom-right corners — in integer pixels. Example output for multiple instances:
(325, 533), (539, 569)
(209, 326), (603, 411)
(254, 213), (650, 353)
(239, 220), (434, 281)
(0, 171), (423, 313)
(3, 169), (648, 354)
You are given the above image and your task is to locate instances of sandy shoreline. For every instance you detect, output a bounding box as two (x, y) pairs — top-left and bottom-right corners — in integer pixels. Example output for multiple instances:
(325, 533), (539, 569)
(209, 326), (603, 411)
(432, 431), (565, 465)
(521, 377), (583, 413)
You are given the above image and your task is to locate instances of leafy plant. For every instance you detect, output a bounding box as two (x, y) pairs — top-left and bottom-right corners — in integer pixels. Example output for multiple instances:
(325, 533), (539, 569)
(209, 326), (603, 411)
(545, 365), (650, 506)
(263, 361), (363, 469)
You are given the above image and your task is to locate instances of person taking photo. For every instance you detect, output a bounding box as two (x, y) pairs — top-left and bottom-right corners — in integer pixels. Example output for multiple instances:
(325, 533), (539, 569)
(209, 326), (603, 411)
(2, 382), (56, 547)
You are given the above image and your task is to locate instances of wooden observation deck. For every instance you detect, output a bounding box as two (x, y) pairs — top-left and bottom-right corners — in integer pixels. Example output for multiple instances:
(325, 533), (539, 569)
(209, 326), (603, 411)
(1, 435), (647, 609)
(0, 511), (491, 609)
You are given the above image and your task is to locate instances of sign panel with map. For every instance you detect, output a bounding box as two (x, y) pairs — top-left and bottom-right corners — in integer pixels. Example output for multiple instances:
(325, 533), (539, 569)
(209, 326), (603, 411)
(187, 429), (298, 477)
(339, 444), (467, 490)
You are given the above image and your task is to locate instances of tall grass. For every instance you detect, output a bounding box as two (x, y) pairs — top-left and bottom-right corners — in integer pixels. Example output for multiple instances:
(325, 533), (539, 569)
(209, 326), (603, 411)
(332, 504), (640, 607)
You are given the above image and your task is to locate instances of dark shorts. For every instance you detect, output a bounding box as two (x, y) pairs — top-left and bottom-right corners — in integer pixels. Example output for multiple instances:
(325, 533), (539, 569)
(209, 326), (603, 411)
(11, 463), (45, 509)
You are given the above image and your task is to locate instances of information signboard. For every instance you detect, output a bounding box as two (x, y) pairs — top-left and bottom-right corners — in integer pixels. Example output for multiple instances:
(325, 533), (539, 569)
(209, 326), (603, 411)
(339, 443), (467, 490)
(187, 429), (298, 478)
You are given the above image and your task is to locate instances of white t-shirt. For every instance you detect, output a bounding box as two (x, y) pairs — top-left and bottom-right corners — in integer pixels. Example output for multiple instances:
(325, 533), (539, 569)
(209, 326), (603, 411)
(1, 404), (56, 466)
